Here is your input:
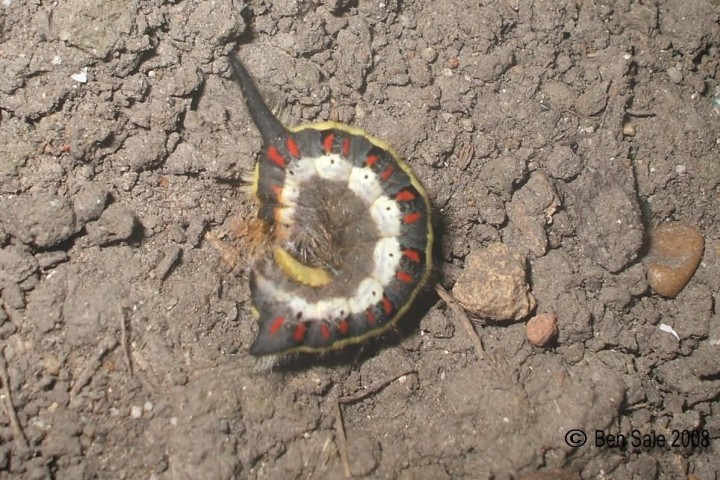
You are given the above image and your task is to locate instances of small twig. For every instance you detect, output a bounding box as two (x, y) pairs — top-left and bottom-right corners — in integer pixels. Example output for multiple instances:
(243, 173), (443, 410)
(306, 436), (334, 480)
(596, 79), (613, 132)
(345, 343), (367, 378)
(129, 350), (161, 393)
(338, 369), (417, 404)
(333, 369), (418, 477)
(625, 108), (656, 117)
(0, 346), (29, 451)
(70, 335), (118, 399)
(435, 284), (495, 367)
(120, 308), (134, 376)
(334, 401), (352, 478)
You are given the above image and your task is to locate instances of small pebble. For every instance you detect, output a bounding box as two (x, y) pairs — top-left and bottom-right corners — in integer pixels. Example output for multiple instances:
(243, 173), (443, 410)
(219, 418), (230, 434)
(526, 313), (559, 347)
(420, 47), (437, 63)
(71, 67), (88, 83)
(666, 66), (683, 84)
(42, 354), (62, 376)
(645, 223), (704, 298)
(130, 405), (143, 418)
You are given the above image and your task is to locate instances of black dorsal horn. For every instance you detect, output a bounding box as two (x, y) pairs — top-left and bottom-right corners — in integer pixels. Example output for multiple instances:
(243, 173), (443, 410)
(228, 52), (288, 145)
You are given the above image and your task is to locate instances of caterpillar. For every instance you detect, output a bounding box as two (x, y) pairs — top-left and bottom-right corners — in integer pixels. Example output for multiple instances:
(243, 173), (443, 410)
(227, 52), (433, 359)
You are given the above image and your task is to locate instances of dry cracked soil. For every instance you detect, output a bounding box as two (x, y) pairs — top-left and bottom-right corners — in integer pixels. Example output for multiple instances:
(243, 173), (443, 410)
(0, 0), (719, 479)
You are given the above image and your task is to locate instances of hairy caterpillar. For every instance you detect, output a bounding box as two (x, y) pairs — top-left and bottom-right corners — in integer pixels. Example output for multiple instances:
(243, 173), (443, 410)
(227, 52), (432, 359)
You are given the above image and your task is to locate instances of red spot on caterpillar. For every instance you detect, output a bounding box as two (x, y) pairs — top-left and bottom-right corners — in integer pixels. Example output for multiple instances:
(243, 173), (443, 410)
(395, 189), (416, 202)
(320, 322), (331, 340)
(271, 184), (283, 199)
(269, 316), (285, 335)
(380, 165), (394, 181)
(286, 138), (300, 158)
(366, 309), (376, 326)
(293, 322), (307, 342)
(396, 271), (414, 284)
(338, 318), (349, 334)
(403, 249), (421, 263)
(403, 211), (422, 224)
(382, 295), (393, 314)
(366, 154), (379, 167)
(342, 137), (351, 157)
(323, 133), (335, 154)
(267, 146), (286, 168)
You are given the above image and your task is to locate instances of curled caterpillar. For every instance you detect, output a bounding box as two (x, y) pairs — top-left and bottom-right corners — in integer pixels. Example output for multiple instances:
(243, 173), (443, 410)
(227, 52), (432, 359)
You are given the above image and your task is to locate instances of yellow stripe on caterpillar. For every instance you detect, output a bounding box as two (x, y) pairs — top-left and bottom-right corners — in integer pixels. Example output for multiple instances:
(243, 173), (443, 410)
(274, 246), (333, 287)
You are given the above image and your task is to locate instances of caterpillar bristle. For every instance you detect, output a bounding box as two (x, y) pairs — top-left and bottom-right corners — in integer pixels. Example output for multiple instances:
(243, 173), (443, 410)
(206, 230), (242, 270)
(207, 214), (271, 270)
(238, 180), (256, 195)
(253, 354), (282, 371)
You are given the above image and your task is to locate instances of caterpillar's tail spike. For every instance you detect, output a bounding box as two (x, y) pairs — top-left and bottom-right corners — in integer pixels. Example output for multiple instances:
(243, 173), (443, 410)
(228, 52), (288, 145)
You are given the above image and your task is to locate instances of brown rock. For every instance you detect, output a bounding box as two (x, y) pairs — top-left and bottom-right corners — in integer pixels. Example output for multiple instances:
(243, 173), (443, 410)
(452, 243), (536, 322)
(645, 223), (704, 298)
(526, 313), (559, 347)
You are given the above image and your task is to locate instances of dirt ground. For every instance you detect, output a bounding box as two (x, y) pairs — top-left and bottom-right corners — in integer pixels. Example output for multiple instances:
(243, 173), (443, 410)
(1, 0), (719, 478)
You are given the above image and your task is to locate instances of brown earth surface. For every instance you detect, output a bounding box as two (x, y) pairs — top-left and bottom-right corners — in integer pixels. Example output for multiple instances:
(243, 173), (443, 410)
(1, 1), (719, 478)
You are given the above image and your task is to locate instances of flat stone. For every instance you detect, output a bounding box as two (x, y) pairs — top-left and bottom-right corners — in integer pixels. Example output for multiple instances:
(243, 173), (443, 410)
(452, 243), (536, 322)
(645, 223), (704, 298)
